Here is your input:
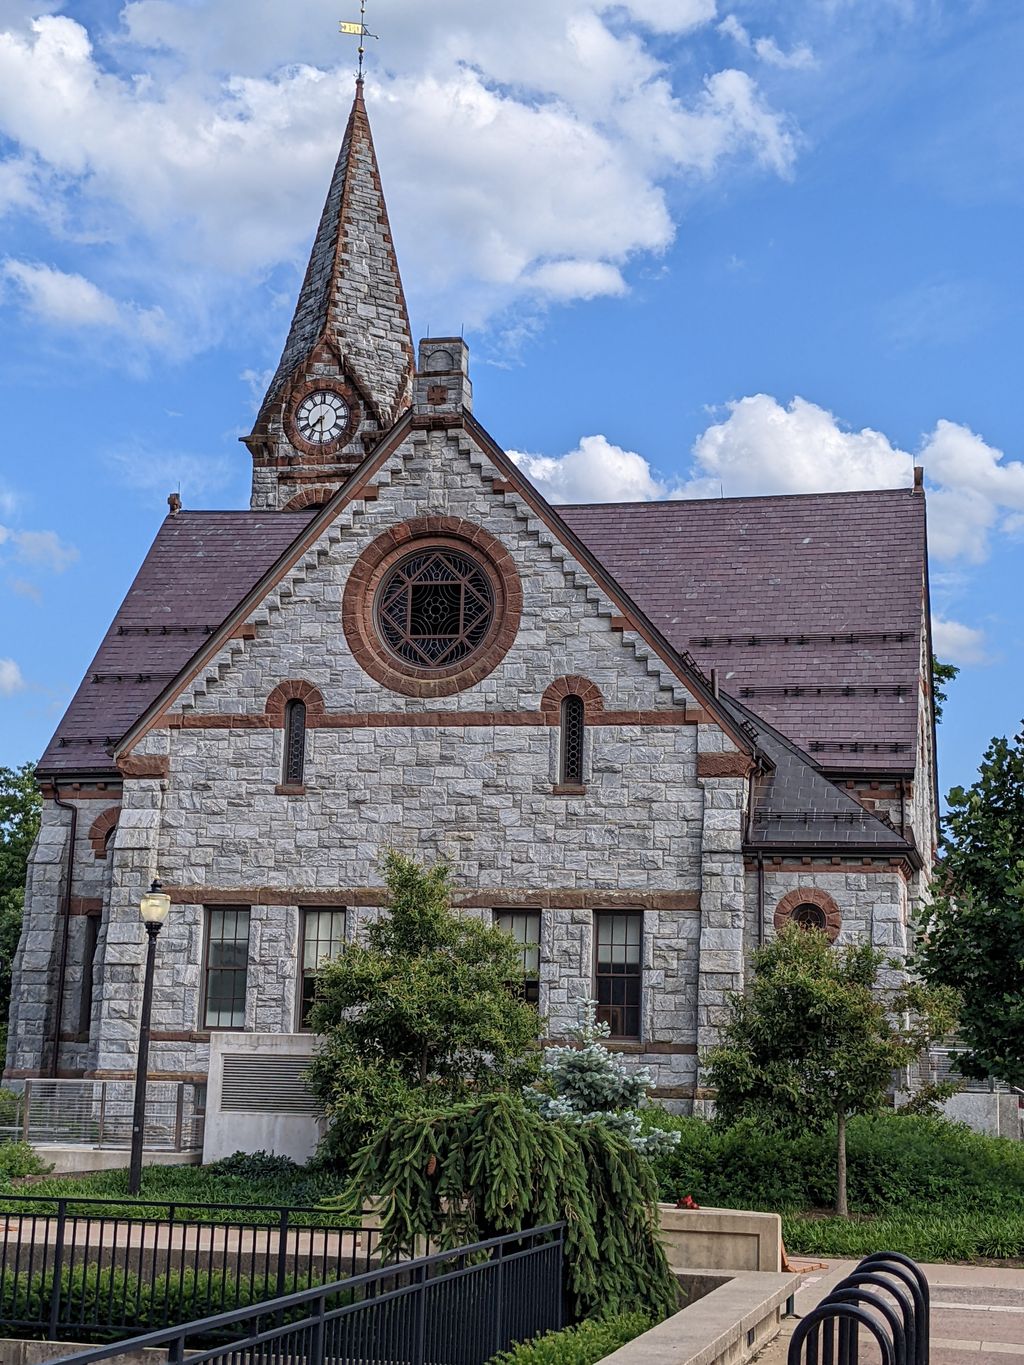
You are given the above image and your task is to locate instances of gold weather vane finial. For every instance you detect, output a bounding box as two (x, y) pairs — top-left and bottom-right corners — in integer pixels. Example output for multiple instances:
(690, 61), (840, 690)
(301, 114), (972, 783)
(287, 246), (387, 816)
(339, 0), (377, 82)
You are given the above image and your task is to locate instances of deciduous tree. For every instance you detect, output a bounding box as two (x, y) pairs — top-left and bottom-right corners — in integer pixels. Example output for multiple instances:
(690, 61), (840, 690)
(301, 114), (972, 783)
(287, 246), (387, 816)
(0, 763), (41, 1052)
(917, 724), (1024, 1088)
(707, 925), (956, 1215)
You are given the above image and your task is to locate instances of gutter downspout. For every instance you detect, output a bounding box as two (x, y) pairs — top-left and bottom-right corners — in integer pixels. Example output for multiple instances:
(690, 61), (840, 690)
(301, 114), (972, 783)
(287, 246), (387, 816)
(757, 853), (765, 948)
(49, 787), (77, 1079)
(899, 776), (907, 839)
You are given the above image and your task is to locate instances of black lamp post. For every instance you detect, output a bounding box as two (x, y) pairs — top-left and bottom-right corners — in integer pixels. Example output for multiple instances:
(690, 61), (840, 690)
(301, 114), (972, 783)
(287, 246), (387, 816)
(128, 879), (170, 1196)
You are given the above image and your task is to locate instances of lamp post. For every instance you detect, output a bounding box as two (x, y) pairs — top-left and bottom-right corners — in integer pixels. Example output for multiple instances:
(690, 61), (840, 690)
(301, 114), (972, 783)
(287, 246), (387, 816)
(128, 879), (170, 1196)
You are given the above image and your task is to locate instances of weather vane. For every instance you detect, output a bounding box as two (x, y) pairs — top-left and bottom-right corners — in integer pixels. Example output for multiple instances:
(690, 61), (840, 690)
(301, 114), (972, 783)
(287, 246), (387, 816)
(339, 0), (378, 82)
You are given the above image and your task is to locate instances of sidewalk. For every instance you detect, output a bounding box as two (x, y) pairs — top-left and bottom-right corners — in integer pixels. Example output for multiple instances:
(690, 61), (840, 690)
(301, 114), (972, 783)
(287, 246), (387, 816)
(754, 1261), (1024, 1365)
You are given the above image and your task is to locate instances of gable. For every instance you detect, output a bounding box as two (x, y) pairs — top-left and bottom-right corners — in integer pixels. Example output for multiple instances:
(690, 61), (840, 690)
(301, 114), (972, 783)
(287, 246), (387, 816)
(147, 422), (736, 743)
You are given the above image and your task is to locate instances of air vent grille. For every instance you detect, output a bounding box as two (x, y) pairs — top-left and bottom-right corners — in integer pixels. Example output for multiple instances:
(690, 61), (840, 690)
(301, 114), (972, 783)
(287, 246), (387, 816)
(220, 1054), (320, 1113)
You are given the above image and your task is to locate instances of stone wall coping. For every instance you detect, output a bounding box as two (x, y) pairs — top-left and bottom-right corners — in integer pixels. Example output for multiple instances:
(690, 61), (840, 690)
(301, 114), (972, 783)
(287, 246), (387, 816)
(596, 1270), (800, 1365)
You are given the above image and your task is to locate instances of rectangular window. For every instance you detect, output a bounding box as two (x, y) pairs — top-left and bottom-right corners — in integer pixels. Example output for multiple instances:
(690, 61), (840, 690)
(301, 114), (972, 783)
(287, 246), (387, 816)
(299, 907), (347, 1028)
(78, 912), (100, 1036)
(495, 910), (541, 1006)
(594, 911), (642, 1039)
(202, 907), (250, 1030)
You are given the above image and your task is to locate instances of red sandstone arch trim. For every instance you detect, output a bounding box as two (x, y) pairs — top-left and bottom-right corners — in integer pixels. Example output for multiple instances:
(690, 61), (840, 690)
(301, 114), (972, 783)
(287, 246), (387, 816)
(540, 676), (604, 723)
(342, 517), (523, 698)
(774, 887), (842, 943)
(282, 487), (339, 512)
(264, 681), (327, 727)
(88, 806), (120, 860)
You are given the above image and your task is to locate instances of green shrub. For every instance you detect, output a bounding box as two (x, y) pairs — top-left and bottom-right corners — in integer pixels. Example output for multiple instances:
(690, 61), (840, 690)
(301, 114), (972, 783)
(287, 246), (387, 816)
(11, 1158), (347, 1223)
(489, 1313), (652, 1365)
(644, 1110), (1024, 1216)
(0, 1262), (343, 1344)
(0, 1140), (51, 1181)
(205, 1150), (303, 1182)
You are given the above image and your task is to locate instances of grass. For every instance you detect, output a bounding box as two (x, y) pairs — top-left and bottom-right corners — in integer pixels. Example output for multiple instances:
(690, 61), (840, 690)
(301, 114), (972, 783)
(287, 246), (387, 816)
(1, 1151), (350, 1224)
(643, 1109), (1024, 1263)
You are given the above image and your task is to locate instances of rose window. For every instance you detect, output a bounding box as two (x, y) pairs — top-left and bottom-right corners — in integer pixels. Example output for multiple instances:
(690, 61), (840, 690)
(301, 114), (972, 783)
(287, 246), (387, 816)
(375, 549), (495, 669)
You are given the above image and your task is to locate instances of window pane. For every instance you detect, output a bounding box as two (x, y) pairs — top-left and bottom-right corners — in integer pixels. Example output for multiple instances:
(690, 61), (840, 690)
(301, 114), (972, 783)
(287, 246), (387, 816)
(594, 911), (642, 1038)
(203, 908), (249, 1030)
(300, 907), (346, 1027)
(495, 910), (541, 1004)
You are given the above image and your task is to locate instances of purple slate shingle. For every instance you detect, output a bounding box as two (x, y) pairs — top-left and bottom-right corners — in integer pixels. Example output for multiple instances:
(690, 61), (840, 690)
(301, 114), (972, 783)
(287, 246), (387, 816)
(40, 485), (929, 787)
(39, 511), (315, 775)
(560, 487), (927, 775)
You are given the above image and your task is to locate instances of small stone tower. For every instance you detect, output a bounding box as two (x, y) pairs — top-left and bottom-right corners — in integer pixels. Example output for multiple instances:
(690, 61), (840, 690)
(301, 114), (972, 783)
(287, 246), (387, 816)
(244, 81), (415, 512)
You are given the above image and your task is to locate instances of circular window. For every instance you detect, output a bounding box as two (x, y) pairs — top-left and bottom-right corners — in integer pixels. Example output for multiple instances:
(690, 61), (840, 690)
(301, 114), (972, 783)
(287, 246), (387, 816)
(375, 548), (495, 669)
(791, 903), (828, 932)
(773, 888), (842, 943)
(342, 518), (523, 698)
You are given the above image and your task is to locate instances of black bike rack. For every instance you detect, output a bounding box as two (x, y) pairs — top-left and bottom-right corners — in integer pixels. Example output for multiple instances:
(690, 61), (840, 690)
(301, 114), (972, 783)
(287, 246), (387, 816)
(788, 1254), (930, 1365)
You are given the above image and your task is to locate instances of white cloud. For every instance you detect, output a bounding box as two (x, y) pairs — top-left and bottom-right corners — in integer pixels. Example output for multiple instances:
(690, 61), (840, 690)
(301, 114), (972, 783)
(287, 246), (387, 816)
(0, 523), (78, 571)
(510, 394), (1024, 573)
(717, 15), (816, 70)
(932, 617), (988, 666)
(0, 658), (26, 696)
(674, 395), (1024, 564)
(613, 0), (718, 34)
(509, 434), (668, 504)
(2, 258), (171, 352)
(0, 5), (797, 350)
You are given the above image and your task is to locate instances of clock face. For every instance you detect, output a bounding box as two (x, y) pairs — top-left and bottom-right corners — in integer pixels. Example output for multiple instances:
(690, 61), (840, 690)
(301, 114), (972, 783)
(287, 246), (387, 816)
(294, 390), (349, 446)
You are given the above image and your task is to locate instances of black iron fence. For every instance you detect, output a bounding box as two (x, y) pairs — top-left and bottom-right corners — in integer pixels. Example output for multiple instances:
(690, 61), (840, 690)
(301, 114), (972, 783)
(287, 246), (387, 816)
(0, 1193), (382, 1340)
(789, 1252), (930, 1365)
(29, 1224), (566, 1365)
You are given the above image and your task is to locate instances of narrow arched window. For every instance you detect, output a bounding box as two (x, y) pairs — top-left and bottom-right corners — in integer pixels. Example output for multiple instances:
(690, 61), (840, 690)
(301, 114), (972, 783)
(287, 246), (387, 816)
(283, 699), (307, 786)
(560, 695), (585, 786)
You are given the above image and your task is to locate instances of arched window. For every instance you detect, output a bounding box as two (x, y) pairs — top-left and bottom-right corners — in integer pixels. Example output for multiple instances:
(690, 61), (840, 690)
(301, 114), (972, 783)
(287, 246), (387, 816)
(283, 699), (307, 786)
(560, 695), (585, 786)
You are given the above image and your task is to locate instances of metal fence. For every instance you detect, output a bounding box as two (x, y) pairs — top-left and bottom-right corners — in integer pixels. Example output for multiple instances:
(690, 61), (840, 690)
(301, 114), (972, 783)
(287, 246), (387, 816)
(0, 1079), (204, 1151)
(0, 1194), (382, 1339)
(28, 1224), (566, 1365)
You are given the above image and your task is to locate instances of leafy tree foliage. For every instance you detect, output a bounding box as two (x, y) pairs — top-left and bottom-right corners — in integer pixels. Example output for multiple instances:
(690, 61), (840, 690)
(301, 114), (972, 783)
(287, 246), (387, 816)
(340, 1092), (680, 1322)
(707, 925), (956, 1215)
(528, 999), (679, 1157)
(917, 724), (1024, 1088)
(931, 657), (959, 724)
(0, 764), (41, 1052)
(306, 852), (541, 1163)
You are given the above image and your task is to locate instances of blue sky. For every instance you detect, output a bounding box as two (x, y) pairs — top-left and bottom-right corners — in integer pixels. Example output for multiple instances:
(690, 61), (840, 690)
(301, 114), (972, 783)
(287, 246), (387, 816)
(0, 0), (1021, 798)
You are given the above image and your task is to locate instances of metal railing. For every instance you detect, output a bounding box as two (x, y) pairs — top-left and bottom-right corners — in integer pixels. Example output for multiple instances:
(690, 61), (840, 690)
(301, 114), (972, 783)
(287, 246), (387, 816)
(789, 1251), (930, 1365)
(0, 1079), (204, 1151)
(0, 1194), (381, 1339)
(28, 1224), (566, 1365)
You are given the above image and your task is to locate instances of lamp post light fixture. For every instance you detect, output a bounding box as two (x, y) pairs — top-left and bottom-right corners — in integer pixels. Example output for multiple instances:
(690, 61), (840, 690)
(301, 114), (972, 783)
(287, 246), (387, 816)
(128, 879), (171, 1196)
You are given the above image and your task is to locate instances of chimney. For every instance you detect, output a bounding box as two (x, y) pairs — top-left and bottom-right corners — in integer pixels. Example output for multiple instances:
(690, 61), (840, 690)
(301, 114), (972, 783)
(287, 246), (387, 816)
(167, 492), (182, 516)
(912, 466), (924, 494)
(412, 337), (472, 424)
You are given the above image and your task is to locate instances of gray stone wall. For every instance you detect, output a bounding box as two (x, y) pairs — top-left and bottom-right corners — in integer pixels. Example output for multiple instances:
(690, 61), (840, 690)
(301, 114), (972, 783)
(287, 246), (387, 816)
(83, 423), (741, 1084)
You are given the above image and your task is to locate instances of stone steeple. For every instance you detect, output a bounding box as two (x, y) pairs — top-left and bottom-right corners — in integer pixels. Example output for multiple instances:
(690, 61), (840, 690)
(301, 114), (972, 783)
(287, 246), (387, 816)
(245, 81), (415, 511)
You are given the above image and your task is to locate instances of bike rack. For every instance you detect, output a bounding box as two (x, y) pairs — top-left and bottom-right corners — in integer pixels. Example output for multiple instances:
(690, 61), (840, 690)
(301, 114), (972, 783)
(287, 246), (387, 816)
(787, 1253), (930, 1365)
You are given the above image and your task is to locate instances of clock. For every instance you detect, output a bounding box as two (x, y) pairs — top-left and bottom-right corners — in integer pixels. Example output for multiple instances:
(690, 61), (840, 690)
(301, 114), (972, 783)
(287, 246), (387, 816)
(293, 390), (350, 446)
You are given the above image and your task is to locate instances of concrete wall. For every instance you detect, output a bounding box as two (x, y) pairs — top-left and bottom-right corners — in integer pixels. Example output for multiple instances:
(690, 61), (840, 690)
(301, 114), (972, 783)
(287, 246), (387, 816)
(657, 1205), (782, 1273)
(203, 1031), (324, 1164)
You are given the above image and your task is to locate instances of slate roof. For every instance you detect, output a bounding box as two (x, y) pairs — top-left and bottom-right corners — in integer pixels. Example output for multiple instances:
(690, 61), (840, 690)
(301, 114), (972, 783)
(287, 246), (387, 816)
(39, 511), (315, 774)
(39, 487), (928, 812)
(560, 488), (926, 775)
(716, 694), (913, 855)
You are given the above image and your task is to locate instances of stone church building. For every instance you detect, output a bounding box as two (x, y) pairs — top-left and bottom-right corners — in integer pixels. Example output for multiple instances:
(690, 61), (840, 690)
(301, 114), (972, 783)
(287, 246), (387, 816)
(6, 84), (937, 1115)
